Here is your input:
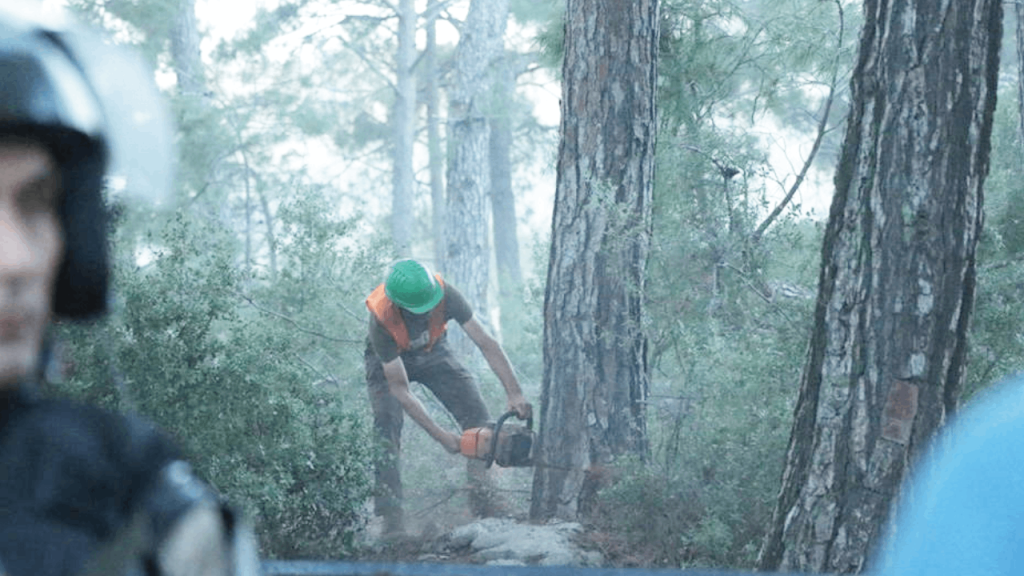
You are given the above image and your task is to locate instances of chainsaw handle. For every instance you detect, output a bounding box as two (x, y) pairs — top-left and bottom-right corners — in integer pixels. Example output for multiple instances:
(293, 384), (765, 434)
(496, 409), (532, 431)
(485, 410), (532, 468)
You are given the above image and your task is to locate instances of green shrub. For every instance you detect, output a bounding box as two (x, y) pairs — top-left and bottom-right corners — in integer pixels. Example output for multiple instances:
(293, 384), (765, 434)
(55, 204), (379, 558)
(586, 317), (800, 569)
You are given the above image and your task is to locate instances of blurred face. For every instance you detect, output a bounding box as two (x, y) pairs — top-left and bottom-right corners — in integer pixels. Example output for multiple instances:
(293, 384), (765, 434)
(0, 140), (62, 388)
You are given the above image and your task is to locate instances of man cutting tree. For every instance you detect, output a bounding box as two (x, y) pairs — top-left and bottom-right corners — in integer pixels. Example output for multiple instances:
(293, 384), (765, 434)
(364, 259), (532, 535)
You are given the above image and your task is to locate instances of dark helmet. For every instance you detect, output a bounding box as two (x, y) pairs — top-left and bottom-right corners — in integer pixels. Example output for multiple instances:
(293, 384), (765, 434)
(0, 6), (173, 319)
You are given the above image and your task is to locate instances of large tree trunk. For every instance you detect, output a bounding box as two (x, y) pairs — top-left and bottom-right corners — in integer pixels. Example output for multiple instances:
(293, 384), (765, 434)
(1017, 2), (1024, 152)
(529, 0), (658, 521)
(445, 0), (508, 348)
(391, 0), (417, 257)
(757, 1), (1001, 572)
(426, 0), (446, 270)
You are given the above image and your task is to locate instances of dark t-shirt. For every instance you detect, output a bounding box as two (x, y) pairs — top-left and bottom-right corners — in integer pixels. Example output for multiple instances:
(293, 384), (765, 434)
(368, 282), (473, 363)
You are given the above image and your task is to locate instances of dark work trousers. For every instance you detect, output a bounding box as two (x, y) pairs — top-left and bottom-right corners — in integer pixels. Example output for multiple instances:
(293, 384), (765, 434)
(364, 339), (492, 532)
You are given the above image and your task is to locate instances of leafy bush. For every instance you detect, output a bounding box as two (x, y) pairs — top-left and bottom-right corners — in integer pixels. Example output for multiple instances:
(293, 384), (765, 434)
(582, 114), (819, 567)
(586, 301), (807, 568)
(55, 201), (380, 558)
(965, 85), (1024, 400)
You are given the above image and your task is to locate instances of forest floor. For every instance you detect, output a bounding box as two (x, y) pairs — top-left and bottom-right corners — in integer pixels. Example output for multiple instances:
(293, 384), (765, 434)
(355, 515), (605, 567)
(349, 418), (630, 567)
(349, 461), (610, 568)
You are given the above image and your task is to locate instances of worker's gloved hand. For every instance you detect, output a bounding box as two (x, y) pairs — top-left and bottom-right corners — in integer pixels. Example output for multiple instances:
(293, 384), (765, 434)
(507, 394), (533, 421)
(441, 431), (462, 454)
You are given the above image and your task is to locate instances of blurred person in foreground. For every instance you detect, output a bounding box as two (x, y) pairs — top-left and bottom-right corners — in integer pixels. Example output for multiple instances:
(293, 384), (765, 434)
(364, 258), (532, 535)
(0, 5), (257, 575)
(873, 374), (1024, 576)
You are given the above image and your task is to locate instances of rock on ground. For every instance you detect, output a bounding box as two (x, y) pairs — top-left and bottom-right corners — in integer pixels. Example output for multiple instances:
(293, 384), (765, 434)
(443, 518), (603, 567)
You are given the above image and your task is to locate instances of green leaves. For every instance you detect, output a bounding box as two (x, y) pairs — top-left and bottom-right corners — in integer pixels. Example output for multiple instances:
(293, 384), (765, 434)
(56, 205), (380, 558)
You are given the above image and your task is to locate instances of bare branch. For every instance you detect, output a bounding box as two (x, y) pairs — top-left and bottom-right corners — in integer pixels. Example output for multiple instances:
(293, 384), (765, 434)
(292, 15), (397, 92)
(751, 0), (846, 244)
(291, 353), (335, 383)
(235, 291), (362, 344)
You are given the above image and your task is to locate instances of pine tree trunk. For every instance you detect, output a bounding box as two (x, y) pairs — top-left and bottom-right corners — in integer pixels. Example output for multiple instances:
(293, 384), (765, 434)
(529, 0), (658, 521)
(757, 1), (1001, 572)
(171, 0), (204, 96)
(445, 0), (508, 346)
(490, 49), (523, 303)
(392, 0), (417, 257)
(426, 0), (446, 271)
(1016, 2), (1024, 152)
(256, 182), (278, 280)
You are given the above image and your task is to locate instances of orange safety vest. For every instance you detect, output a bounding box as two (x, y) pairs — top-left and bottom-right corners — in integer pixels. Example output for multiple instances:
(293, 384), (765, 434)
(365, 274), (448, 353)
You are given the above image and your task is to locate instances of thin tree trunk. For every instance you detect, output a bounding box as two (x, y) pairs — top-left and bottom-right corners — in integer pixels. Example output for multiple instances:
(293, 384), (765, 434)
(530, 0), (658, 521)
(426, 0), (446, 271)
(757, 1), (1001, 572)
(171, 0), (204, 96)
(490, 49), (523, 306)
(445, 0), (508, 347)
(392, 0), (417, 257)
(752, 0), (845, 245)
(256, 181), (278, 280)
(242, 155), (253, 276)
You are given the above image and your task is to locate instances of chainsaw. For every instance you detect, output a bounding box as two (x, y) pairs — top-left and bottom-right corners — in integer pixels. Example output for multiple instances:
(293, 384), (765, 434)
(459, 410), (535, 468)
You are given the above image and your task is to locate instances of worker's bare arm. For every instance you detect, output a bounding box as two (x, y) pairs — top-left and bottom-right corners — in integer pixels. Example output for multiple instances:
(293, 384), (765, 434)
(461, 318), (532, 420)
(382, 357), (461, 452)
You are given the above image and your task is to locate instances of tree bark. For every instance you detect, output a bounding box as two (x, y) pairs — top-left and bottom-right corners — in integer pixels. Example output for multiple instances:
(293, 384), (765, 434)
(757, 1), (1001, 572)
(256, 179), (278, 280)
(530, 0), (658, 521)
(445, 0), (508, 346)
(426, 0), (446, 271)
(1016, 2), (1024, 154)
(490, 49), (523, 305)
(391, 0), (417, 257)
(171, 0), (204, 96)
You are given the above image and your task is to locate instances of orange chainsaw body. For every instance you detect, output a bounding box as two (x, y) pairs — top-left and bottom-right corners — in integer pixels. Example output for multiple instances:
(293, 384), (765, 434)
(459, 411), (534, 468)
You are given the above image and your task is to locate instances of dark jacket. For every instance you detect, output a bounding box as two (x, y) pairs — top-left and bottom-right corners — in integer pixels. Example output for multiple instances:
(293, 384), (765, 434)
(0, 387), (206, 576)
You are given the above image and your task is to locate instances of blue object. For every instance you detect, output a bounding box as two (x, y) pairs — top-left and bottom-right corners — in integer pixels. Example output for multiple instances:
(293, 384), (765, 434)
(874, 375), (1024, 575)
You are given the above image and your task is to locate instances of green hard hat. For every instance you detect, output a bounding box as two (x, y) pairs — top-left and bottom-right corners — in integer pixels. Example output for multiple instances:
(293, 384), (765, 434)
(385, 259), (444, 314)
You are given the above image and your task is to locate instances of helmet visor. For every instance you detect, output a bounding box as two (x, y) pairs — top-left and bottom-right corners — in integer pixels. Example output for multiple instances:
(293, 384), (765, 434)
(0, 4), (174, 207)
